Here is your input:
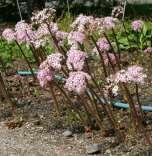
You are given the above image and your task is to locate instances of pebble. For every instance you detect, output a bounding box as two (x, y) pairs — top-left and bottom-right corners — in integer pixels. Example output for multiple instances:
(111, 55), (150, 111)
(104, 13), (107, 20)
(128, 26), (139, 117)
(63, 130), (73, 137)
(86, 143), (102, 154)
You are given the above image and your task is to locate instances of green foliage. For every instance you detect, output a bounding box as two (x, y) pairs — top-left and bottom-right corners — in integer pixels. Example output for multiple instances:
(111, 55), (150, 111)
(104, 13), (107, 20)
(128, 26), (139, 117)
(57, 13), (74, 32)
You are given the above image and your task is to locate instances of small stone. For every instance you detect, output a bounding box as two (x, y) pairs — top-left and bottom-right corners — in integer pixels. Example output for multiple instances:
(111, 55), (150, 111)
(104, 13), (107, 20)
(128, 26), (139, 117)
(86, 144), (102, 154)
(63, 130), (73, 137)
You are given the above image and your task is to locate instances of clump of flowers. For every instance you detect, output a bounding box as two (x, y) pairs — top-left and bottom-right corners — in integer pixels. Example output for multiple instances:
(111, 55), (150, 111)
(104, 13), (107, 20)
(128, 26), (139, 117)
(71, 14), (94, 32)
(47, 53), (64, 70)
(108, 65), (147, 84)
(103, 17), (118, 29)
(94, 37), (110, 53)
(2, 28), (16, 42)
(15, 20), (37, 45)
(31, 8), (56, 24)
(39, 53), (64, 71)
(65, 71), (91, 94)
(36, 24), (50, 39)
(126, 65), (147, 84)
(55, 31), (68, 42)
(37, 53), (63, 87)
(37, 68), (54, 88)
(68, 31), (86, 45)
(66, 49), (87, 71)
(131, 20), (143, 32)
(144, 47), (152, 53)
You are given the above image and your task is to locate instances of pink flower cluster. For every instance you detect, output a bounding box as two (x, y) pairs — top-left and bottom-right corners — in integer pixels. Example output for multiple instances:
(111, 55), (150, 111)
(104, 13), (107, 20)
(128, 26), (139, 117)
(2, 28), (16, 42)
(40, 53), (64, 71)
(47, 53), (64, 70)
(131, 20), (143, 32)
(144, 47), (152, 53)
(55, 31), (68, 42)
(37, 68), (54, 88)
(36, 23), (67, 47)
(68, 31), (85, 45)
(38, 53), (63, 88)
(108, 65), (147, 84)
(103, 17), (118, 29)
(65, 71), (91, 94)
(2, 19), (68, 49)
(94, 38), (110, 53)
(31, 8), (56, 24)
(71, 14), (94, 32)
(15, 21), (36, 44)
(66, 49), (87, 71)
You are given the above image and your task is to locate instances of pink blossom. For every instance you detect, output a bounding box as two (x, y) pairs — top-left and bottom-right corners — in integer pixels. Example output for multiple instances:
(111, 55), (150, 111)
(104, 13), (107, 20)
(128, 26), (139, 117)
(103, 17), (118, 29)
(37, 68), (54, 88)
(31, 8), (56, 24)
(66, 49), (87, 71)
(39, 53), (63, 70)
(55, 31), (68, 41)
(15, 20), (36, 44)
(89, 17), (104, 32)
(2, 28), (16, 42)
(47, 53), (64, 70)
(107, 65), (147, 84)
(103, 52), (117, 66)
(65, 71), (91, 94)
(71, 14), (94, 32)
(94, 38), (110, 53)
(15, 20), (30, 31)
(126, 65), (147, 84)
(32, 38), (46, 49)
(131, 20), (143, 32)
(16, 30), (27, 43)
(36, 24), (49, 39)
(144, 47), (152, 53)
(68, 31), (85, 45)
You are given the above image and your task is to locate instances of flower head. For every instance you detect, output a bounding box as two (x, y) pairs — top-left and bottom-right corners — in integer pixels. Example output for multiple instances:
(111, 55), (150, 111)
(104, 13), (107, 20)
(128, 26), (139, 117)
(15, 20), (36, 44)
(2, 28), (16, 42)
(66, 49), (87, 71)
(39, 53), (63, 70)
(36, 24), (49, 39)
(103, 17), (118, 29)
(31, 8), (56, 24)
(55, 31), (68, 41)
(107, 65), (147, 85)
(47, 53), (64, 70)
(65, 71), (91, 94)
(94, 38), (110, 53)
(126, 65), (147, 84)
(68, 31), (85, 45)
(131, 20), (143, 32)
(71, 14), (94, 32)
(37, 68), (54, 88)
